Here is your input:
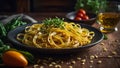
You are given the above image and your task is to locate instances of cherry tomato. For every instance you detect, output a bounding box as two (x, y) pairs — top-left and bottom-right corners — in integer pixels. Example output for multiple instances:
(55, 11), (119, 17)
(2, 50), (28, 67)
(75, 9), (90, 20)
(76, 13), (84, 18)
(74, 16), (82, 21)
(82, 15), (89, 20)
(78, 9), (86, 15)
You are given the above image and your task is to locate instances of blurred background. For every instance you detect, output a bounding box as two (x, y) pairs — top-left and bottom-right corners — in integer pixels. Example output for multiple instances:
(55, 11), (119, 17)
(0, 0), (119, 13)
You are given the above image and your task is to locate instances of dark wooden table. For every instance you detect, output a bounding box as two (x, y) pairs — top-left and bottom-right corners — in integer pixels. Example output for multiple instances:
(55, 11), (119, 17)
(0, 12), (120, 68)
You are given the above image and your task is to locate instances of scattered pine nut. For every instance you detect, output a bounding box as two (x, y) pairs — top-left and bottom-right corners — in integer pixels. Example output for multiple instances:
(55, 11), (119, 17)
(90, 60), (94, 63)
(94, 55), (98, 59)
(71, 61), (76, 64)
(81, 59), (86, 63)
(51, 62), (56, 65)
(103, 47), (107, 52)
(69, 65), (73, 68)
(49, 64), (53, 67)
(81, 59), (86, 65)
(33, 64), (39, 68)
(108, 55), (113, 58)
(55, 64), (62, 68)
(77, 57), (81, 60)
(82, 62), (85, 65)
(97, 60), (102, 64)
(112, 51), (117, 55)
(101, 43), (105, 45)
(40, 66), (44, 68)
(90, 55), (95, 59)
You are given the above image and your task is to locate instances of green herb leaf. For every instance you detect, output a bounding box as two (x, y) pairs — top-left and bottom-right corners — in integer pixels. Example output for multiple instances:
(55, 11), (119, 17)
(19, 50), (35, 64)
(43, 17), (64, 28)
(0, 23), (7, 37)
(103, 34), (108, 40)
(5, 16), (27, 32)
(0, 39), (4, 47)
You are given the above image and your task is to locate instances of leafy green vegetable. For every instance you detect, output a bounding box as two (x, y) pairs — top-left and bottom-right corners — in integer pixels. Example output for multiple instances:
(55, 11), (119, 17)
(0, 23), (7, 37)
(0, 16), (27, 42)
(19, 50), (35, 64)
(5, 16), (27, 32)
(74, 0), (107, 14)
(0, 39), (4, 47)
(0, 39), (10, 53)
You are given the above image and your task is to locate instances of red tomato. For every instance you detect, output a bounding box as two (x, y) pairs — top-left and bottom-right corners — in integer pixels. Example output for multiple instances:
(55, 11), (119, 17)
(76, 13), (83, 18)
(78, 9), (86, 15)
(82, 15), (89, 20)
(74, 16), (82, 21)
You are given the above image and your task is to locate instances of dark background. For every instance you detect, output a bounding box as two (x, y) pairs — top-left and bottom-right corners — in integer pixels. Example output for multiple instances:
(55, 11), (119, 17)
(0, 0), (119, 13)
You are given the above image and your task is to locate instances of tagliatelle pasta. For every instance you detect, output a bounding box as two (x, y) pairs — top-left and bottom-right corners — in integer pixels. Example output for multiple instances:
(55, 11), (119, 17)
(17, 22), (95, 49)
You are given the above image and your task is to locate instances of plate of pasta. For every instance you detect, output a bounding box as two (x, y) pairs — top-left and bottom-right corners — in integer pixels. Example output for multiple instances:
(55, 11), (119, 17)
(7, 18), (103, 54)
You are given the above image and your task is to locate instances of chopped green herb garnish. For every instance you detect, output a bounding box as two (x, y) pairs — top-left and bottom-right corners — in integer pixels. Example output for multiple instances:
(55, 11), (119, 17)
(42, 17), (64, 28)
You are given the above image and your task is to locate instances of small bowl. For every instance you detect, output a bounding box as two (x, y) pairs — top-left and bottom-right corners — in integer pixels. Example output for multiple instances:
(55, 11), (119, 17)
(66, 11), (97, 25)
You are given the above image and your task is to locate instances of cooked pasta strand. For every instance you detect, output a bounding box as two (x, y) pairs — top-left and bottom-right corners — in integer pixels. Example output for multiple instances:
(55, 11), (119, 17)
(17, 22), (95, 49)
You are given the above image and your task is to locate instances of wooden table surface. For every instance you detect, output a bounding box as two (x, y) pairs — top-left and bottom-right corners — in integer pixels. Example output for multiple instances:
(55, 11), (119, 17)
(0, 12), (120, 68)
